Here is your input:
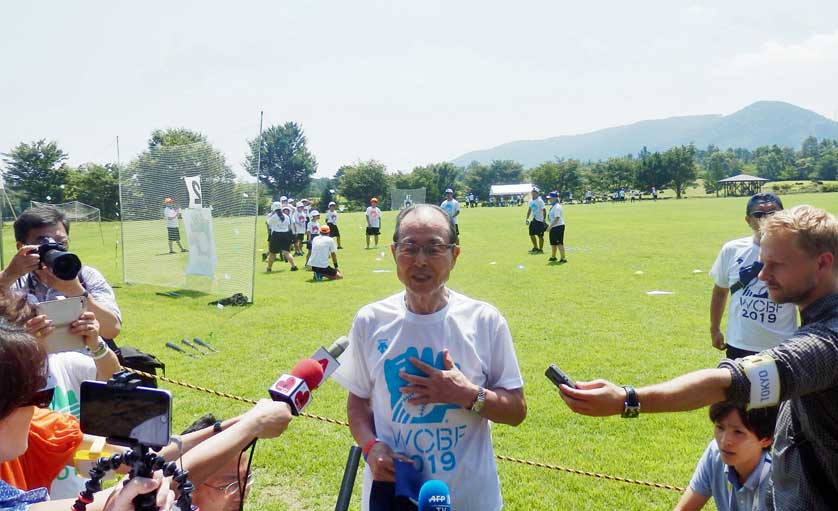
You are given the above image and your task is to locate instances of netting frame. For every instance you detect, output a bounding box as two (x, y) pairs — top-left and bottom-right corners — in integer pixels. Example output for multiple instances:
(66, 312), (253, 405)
(117, 139), (259, 301)
(390, 187), (426, 210)
(30, 200), (104, 243)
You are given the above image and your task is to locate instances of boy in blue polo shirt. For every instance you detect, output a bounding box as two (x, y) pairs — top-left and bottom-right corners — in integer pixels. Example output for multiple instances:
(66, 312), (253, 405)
(674, 402), (778, 511)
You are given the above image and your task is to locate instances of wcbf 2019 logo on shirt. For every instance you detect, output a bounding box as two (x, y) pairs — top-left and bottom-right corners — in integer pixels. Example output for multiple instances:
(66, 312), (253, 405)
(384, 346), (459, 424)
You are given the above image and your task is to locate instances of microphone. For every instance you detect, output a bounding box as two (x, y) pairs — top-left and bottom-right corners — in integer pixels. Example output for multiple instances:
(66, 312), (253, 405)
(418, 480), (451, 511)
(310, 336), (349, 388)
(268, 358), (324, 415)
(165, 341), (197, 358)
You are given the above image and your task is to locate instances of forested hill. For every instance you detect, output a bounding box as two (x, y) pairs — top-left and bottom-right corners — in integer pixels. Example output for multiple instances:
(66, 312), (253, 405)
(451, 101), (838, 168)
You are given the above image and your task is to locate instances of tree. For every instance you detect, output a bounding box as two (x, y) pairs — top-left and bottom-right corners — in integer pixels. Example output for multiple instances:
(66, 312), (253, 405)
(529, 159), (582, 196)
(66, 163), (120, 219)
(602, 157), (636, 190)
(124, 128), (238, 218)
(636, 150), (670, 192)
(753, 145), (786, 180)
(702, 151), (740, 195)
(338, 160), (391, 208)
(244, 122), (317, 198)
(463, 160), (523, 200)
(801, 136), (820, 160)
(393, 162), (462, 203)
(2, 139), (70, 209)
(663, 145), (698, 199)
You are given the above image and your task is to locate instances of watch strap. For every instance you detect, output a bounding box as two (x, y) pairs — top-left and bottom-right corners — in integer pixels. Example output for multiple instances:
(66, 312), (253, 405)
(621, 385), (640, 418)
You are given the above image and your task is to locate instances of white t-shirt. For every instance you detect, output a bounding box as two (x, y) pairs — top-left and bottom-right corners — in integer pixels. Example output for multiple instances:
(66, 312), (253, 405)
(309, 235), (337, 268)
(440, 199), (460, 225)
(333, 290), (524, 511)
(48, 351), (97, 499)
(294, 210), (308, 233)
(267, 212), (292, 233)
(528, 197), (545, 222)
(547, 202), (564, 227)
(307, 221), (321, 238)
(326, 209), (339, 224)
(709, 236), (798, 351)
(164, 206), (178, 228)
(366, 207), (382, 228)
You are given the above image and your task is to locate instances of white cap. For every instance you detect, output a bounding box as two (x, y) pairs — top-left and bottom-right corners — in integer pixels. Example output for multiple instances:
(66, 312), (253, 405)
(271, 201), (282, 211)
(532, 186), (540, 192)
(445, 188), (454, 194)
(280, 196), (287, 201)
(310, 209), (320, 216)
(296, 201), (305, 207)
(328, 201), (336, 207)
(302, 198), (310, 203)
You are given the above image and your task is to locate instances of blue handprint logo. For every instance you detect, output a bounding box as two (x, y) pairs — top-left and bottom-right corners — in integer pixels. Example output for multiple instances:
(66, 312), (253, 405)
(384, 347), (459, 424)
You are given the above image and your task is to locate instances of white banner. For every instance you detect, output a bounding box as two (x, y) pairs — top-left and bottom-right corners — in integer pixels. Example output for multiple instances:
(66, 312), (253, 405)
(183, 175), (203, 209)
(181, 207), (216, 277)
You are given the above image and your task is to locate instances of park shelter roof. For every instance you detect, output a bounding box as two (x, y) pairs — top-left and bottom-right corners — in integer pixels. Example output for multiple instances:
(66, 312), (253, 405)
(489, 183), (533, 196)
(717, 174), (769, 183)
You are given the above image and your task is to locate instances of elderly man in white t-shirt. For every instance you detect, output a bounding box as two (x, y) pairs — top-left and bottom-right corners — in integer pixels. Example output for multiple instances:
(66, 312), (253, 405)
(709, 192), (798, 359)
(333, 204), (526, 511)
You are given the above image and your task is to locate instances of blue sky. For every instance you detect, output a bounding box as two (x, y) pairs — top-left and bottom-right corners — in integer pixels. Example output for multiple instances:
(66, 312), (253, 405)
(2, 1), (837, 179)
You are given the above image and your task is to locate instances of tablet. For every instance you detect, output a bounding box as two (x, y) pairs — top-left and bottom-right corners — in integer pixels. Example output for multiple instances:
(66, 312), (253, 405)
(35, 295), (87, 353)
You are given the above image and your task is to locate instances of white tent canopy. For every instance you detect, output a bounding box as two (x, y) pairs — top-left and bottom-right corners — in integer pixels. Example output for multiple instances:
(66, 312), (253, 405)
(489, 183), (533, 196)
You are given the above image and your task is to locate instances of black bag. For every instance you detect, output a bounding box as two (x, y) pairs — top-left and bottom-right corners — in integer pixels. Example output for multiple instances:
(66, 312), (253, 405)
(117, 346), (166, 388)
(209, 293), (249, 306)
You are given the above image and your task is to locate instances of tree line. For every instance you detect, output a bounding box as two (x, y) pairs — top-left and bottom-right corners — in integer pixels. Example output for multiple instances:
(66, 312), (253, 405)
(4, 124), (837, 219)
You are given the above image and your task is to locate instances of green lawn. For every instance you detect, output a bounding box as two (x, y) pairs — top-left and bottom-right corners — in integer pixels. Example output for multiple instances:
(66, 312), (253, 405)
(5, 193), (837, 510)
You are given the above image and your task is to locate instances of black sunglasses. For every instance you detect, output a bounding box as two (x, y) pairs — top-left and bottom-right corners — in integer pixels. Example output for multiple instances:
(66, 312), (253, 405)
(749, 210), (777, 219)
(20, 387), (55, 409)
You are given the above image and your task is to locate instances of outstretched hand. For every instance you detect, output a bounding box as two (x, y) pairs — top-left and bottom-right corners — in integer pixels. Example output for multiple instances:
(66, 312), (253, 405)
(557, 379), (625, 417)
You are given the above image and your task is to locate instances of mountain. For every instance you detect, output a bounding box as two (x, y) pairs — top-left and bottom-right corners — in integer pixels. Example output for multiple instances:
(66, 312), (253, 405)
(451, 101), (838, 168)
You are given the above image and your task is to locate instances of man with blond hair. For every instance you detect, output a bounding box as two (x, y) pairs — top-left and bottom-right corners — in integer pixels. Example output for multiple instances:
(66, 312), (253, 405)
(559, 205), (838, 510)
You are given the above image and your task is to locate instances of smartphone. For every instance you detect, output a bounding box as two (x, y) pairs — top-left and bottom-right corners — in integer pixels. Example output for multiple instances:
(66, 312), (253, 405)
(545, 364), (577, 389)
(80, 380), (172, 449)
(35, 295), (86, 353)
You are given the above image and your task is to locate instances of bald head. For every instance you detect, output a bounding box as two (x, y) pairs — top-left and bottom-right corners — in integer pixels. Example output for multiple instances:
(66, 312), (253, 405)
(392, 204), (457, 244)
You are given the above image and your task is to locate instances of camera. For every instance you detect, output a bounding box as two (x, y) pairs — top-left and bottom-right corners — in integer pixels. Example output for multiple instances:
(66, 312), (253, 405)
(34, 236), (82, 280)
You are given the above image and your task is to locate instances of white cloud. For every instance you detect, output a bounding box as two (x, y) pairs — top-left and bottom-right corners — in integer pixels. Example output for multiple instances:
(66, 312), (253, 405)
(727, 31), (838, 70)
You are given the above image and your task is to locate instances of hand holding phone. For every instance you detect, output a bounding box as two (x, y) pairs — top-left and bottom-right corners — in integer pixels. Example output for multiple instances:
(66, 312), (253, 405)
(545, 364), (577, 389)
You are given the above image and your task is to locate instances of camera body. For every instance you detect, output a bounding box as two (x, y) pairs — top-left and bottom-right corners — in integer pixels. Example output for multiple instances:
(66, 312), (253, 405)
(34, 236), (82, 280)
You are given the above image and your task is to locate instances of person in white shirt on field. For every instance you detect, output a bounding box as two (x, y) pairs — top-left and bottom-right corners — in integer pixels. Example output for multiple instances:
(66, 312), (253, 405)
(440, 188), (461, 245)
(266, 203), (298, 272)
(325, 201), (343, 249)
(544, 191), (567, 264)
(525, 187), (546, 253)
(709, 193), (797, 359)
(309, 224), (342, 280)
(163, 197), (187, 254)
(293, 202), (308, 256)
(365, 197), (382, 249)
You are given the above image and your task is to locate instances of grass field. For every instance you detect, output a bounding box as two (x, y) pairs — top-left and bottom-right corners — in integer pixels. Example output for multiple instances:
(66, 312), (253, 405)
(5, 193), (837, 510)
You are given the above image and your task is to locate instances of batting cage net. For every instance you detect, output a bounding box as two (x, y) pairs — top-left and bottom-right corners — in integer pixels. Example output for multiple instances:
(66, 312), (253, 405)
(31, 200), (101, 223)
(390, 187), (426, 210)
(119, 141), (258, 300)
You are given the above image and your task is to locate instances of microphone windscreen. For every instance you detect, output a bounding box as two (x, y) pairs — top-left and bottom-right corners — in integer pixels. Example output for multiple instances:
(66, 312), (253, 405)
(292, 358), (325, 390)
(418, 480), (450, 511)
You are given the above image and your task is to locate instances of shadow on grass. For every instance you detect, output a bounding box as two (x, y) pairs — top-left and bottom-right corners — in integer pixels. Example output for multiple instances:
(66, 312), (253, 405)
(154, 289), (212, 299)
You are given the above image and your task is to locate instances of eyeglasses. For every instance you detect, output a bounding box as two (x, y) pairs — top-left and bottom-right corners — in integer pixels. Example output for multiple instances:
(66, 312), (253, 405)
(203, 473), (254, 496)
(749, 210), (777, 219)
(20, 387), (55, 409)
(393, 242), (455, 258)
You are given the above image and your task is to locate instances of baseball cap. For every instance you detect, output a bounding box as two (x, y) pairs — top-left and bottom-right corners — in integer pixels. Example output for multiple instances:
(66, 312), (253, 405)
(328, 201), (336, 207)
(532, 186), (540, 193)
(547, 191), (559, 198)
(271, 201), (282, 211)
(310, 209), (320, 216)
(281, 206), (292, 213)
(319, 224), (331, 234)
(746, 193), (783, 214)
(302, 198), (310, 204)
(370, 197), (378, 203)
(445, 188), (454, 194)
(280, 196), (287, 201)
(296, 201), (305, 207)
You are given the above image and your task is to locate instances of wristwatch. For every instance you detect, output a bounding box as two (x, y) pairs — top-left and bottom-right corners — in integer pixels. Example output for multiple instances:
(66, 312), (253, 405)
(621, 385), (640, 418)
(469, 387), (486, 414)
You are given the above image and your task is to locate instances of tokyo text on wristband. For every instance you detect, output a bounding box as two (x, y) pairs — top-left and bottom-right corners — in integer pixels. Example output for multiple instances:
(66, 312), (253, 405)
(362, 438), (380, 461)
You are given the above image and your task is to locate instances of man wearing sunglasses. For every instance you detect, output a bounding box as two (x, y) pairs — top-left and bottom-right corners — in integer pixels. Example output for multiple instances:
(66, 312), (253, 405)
(333, 204), (526, 511)
(709, 193), (798, 359)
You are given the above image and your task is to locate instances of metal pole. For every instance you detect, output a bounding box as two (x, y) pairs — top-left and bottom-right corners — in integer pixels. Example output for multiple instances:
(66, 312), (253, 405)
(249, 111), (264, 304)
(335, 446), (362, 511)
(116, 136), (127, 284)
